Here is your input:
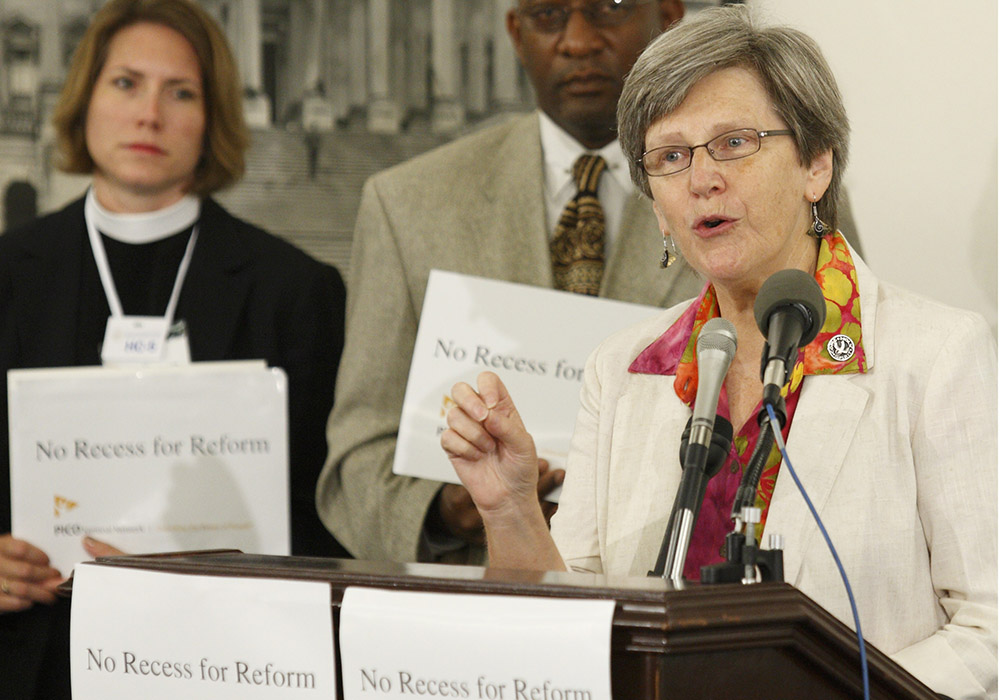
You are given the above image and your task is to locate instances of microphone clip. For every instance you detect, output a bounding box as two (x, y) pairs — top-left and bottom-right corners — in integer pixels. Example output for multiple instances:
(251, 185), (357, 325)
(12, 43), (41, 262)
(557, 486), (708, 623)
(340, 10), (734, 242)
(756, 393), (787, 429)
(758, 340), (797, 383)
(759, 341), (797, 412)
(700, 528), (785, 585)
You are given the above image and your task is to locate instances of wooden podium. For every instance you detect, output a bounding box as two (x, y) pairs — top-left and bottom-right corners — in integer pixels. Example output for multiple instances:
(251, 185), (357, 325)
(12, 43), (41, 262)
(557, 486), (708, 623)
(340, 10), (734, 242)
(75, 551), (939, 699)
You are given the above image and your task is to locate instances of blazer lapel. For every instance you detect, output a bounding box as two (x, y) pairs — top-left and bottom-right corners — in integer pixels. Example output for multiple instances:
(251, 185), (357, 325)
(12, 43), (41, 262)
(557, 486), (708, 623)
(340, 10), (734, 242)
(603, 192), (660, 301)
(765, 258), (880, 584)
(12, 200), (87, 367)
(767, 374), (871, 585)
(178, 199), (253, 360)
(461, 113), (703, 304)
(605, 372), (690, 576)
(464, 114), (555, 288)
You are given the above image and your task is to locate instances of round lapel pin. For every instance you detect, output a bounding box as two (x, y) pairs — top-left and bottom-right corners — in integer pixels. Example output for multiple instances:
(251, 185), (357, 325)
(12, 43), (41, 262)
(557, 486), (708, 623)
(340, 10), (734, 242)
(827, 334), (855, 362)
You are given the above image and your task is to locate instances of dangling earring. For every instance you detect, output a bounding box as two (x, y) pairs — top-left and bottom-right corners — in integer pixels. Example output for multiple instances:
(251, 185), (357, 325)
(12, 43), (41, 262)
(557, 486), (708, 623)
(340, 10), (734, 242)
(660, 236), (677, 268)
(810, 201), (829, 238)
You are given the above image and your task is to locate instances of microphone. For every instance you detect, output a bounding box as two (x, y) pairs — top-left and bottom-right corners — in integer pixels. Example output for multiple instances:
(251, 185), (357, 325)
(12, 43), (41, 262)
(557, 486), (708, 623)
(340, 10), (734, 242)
(753, 269), (825, 412)
(653, 318), (737, 581)
(656, 415), (734, 581)
(687, 318), (738, 454)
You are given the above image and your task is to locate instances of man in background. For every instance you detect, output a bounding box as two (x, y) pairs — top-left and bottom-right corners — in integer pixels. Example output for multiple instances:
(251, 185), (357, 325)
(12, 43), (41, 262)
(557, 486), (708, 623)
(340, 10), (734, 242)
(316, 0), (858, 564)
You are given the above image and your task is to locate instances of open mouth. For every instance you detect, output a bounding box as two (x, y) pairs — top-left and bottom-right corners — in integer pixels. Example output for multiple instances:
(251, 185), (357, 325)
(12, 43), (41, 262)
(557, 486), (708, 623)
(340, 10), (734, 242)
(694, 216), (734, 236)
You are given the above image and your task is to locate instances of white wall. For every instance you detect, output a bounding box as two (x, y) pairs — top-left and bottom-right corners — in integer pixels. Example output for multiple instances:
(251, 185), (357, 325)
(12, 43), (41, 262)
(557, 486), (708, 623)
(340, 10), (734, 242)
(749, 0), (998, 334)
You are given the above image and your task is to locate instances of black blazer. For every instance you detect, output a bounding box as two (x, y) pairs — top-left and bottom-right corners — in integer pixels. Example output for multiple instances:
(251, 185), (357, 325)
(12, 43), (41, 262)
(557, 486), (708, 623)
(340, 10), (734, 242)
(0, 195), (347, 699)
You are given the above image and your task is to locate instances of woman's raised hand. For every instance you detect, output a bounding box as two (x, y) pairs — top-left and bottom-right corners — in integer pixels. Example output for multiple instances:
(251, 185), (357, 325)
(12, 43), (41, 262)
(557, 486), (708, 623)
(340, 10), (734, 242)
(441, 372), (566, 571)
(441, 371), (540, 517)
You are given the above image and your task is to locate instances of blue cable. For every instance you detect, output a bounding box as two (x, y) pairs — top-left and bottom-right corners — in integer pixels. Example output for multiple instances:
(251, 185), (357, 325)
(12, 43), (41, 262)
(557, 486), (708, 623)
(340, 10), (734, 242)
(765, 402), (870, 700)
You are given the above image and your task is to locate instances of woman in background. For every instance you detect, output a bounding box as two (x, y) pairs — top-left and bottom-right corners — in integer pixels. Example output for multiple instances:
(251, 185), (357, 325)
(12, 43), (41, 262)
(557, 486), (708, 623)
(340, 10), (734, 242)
(0, 1), (346, 697)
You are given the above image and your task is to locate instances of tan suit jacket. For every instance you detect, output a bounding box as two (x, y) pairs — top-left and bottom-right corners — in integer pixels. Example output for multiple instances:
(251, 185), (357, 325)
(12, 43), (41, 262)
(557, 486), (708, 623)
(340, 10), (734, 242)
(551, 252), (997, 698)
(316, 113), (703, 563)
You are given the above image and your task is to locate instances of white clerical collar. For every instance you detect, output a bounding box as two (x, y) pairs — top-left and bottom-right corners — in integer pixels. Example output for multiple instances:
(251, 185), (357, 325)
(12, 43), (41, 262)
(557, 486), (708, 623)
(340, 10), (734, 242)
(85, 187), (200, 244)
(538, 111), (633, 198)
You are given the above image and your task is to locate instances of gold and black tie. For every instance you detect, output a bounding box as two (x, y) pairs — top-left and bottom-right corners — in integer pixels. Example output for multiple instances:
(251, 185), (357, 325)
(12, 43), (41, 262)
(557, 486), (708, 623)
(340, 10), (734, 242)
(550, 154), (607, 296)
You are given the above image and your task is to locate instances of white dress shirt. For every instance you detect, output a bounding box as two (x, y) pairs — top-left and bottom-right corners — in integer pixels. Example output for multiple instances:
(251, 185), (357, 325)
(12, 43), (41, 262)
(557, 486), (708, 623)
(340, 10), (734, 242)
(538, 111), (635, 258)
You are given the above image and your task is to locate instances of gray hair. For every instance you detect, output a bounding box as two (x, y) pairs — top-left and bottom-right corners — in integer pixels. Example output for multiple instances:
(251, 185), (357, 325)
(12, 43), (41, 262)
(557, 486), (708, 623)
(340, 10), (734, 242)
(618, 5), (849, 232)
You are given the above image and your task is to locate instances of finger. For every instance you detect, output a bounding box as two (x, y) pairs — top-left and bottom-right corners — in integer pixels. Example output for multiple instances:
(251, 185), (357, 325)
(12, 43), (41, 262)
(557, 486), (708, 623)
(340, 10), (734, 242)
(536, 468), (565, 497)
(40, 576), (66, 594)
(0, 562), (61, 587)
(450, 381), (489, 422)
(475, 371), (505, 410)
(452, 384), (535, 467)
(22, 578), (60, 605)
(0, 590), (33, 613)
(439, 484), (485, 543)
(0, 536), (61, 585)
(480, 395), (533, 452)
(445, 405), (496, 453)
(540, 501), (559, 526)
(476, 372), (524, 427)
(83, 536), (126, 558)
(0, 576), (59, 609)
(467, 373), (534, 457)
(537, 458), (550, 475)
(441, 428), (487, 462)
(0, 534), (53, 567)
(440, 483), (476, 510)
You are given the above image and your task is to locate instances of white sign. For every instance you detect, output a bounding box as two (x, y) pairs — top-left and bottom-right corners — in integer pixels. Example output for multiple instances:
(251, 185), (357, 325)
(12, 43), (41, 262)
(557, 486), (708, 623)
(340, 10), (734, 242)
(394, 270), (661, 490)
(8, 362), (290, 574)
(340, 587), (614, 700)
(70, 564), (336, 698)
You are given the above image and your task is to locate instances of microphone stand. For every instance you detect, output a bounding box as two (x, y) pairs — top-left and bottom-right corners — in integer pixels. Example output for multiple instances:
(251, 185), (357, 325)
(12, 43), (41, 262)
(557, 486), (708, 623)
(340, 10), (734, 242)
(701, 399), (787, 585)
(650, 415), (732, 583)
(701, 268), (825, 585)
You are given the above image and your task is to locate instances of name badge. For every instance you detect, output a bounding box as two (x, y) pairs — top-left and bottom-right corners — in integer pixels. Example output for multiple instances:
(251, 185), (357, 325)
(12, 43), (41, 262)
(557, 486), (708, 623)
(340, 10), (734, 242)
(163, 320), (192, 364)
(101, 316), (169, 365)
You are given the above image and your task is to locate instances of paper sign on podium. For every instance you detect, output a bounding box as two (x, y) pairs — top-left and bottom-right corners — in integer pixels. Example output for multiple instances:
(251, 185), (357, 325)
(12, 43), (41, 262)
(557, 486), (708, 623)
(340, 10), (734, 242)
(71, 564), (336, 699)
(8, 361), (290, 573)
(393, 270), (665, 493)
(340, 587), (614, 700)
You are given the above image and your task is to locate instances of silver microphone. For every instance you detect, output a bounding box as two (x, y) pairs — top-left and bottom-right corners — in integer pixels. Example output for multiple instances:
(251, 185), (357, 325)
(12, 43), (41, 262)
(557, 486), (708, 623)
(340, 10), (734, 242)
(688, 317), (738, 452)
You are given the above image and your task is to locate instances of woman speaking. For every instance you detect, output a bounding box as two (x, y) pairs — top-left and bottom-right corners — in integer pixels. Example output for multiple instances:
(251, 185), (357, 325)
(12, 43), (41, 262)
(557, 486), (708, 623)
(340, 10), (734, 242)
(442, 7), (996, 698)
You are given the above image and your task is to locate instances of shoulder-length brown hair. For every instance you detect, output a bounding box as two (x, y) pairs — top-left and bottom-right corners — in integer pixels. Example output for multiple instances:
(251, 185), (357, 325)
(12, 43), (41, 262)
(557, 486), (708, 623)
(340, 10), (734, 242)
(51, 0), (248, 196)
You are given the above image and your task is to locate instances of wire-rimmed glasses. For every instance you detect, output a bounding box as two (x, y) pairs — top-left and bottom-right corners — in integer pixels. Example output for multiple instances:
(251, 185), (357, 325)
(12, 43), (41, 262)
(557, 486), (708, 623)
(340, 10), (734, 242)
(639, 128), (794, 177)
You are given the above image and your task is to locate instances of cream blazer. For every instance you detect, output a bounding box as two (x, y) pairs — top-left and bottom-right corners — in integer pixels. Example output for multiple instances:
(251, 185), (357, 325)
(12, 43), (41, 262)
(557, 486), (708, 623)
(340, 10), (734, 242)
(551, 254), (997, 699)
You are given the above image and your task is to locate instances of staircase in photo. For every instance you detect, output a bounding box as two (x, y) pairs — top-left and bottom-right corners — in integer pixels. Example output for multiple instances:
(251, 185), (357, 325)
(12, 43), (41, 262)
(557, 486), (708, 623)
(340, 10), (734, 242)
(216, 126), (449, 279)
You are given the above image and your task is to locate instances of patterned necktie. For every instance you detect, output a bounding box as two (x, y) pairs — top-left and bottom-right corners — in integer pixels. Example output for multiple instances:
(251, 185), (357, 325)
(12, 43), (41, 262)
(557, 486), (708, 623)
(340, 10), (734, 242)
(550, 154), (607, 296)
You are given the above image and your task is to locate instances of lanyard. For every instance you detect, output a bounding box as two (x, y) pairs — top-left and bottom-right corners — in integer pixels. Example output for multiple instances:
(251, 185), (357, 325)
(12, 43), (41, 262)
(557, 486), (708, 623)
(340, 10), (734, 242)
(84, 196), (199, 327)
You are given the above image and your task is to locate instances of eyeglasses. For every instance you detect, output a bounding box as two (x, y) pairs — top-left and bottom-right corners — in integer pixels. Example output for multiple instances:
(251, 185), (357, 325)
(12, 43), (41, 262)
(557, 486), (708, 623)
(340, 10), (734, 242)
(518, 0), (654, 33)
(639, 128), (795, 177)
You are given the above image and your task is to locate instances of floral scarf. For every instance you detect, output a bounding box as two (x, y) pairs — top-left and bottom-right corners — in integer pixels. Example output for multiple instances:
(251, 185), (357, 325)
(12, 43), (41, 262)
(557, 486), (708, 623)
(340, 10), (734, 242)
(628, 232), (868, 580)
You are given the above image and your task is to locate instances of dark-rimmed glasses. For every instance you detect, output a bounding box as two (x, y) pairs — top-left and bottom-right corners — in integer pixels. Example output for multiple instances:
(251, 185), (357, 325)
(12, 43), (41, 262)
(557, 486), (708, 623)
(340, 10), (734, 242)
(639, 129), (794, 177)
(518, 0), (654, 33)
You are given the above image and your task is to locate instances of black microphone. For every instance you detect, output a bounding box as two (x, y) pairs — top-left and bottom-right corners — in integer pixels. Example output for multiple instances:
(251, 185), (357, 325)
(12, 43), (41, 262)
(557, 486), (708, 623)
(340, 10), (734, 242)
(654, 318), (737, 581)
(753, 269), (825, 412)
